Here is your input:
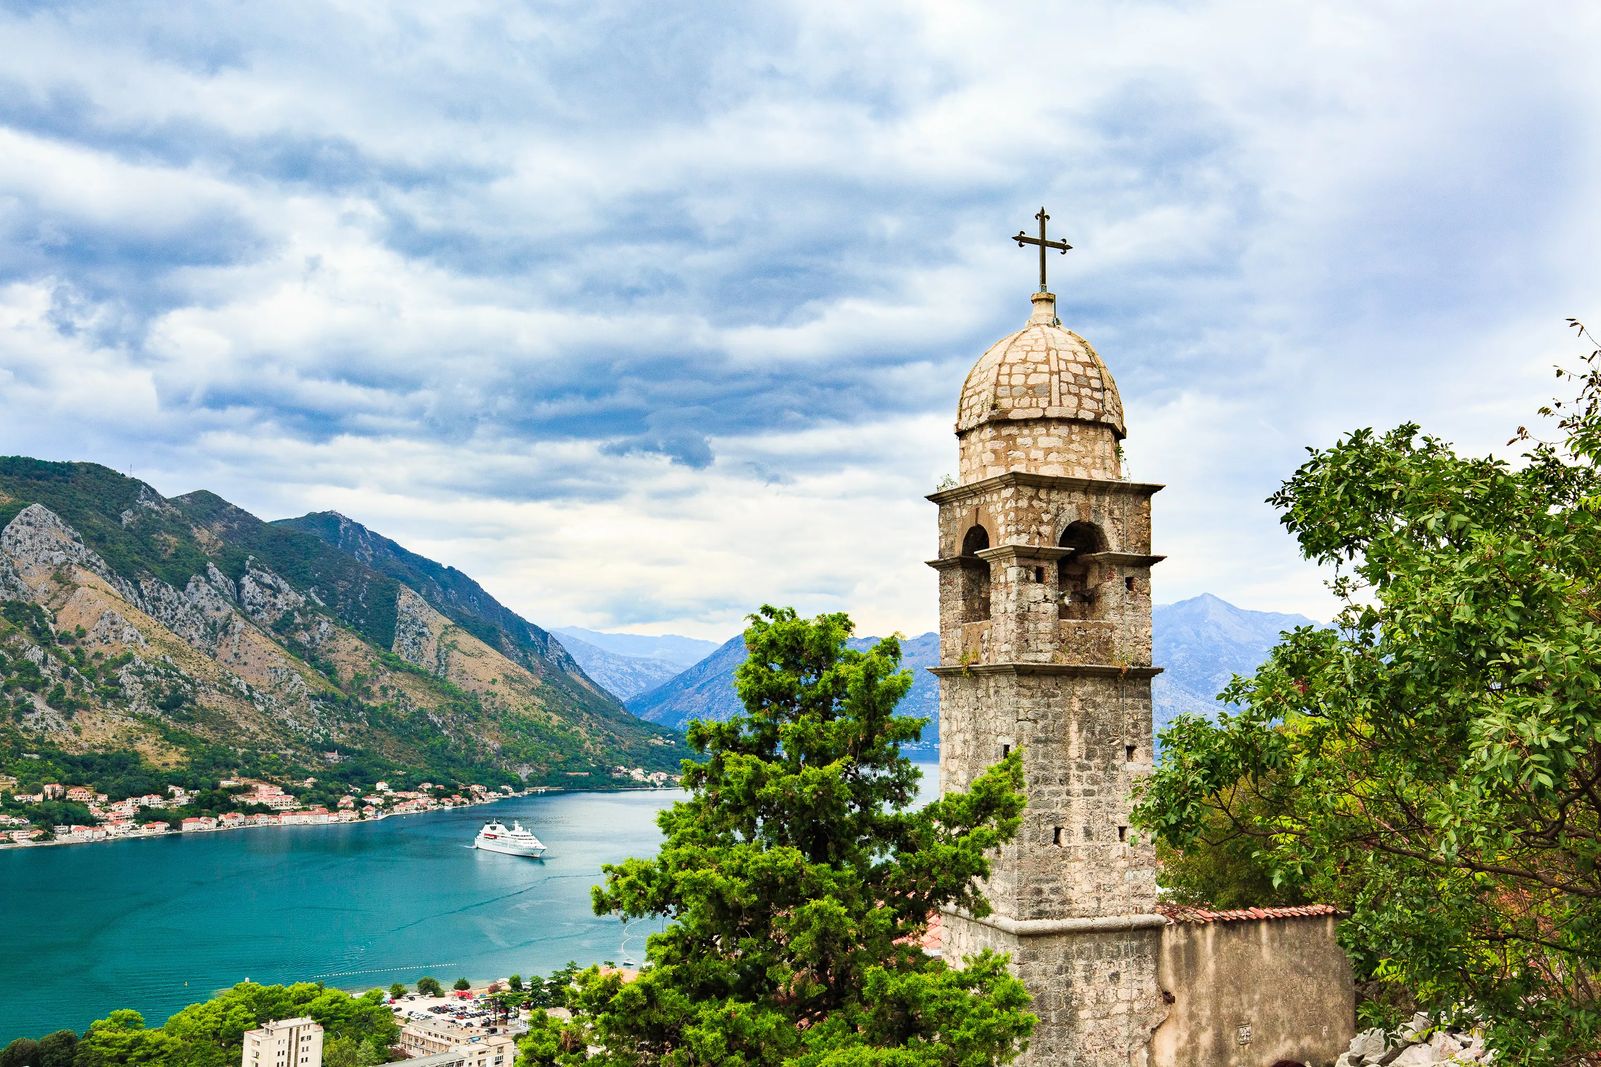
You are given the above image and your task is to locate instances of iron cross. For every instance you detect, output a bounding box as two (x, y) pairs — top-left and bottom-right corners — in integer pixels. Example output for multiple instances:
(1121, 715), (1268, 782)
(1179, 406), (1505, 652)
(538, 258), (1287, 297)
(1014, 207), (1072, 293)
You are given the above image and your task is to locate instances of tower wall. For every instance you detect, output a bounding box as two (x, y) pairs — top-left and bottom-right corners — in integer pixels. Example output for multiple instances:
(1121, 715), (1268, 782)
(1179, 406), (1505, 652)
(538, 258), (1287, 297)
(943, 916), (1165, 1067)
(958, 420), (1122, 482)
(933, 290), (1164, 1065)
(937, 669), (1156, 920)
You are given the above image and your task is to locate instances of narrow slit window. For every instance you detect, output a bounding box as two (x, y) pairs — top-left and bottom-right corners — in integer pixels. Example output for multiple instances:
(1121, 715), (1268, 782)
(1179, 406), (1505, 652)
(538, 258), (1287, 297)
(1002, 743), (1011, 758)
(1125, 576), (1135, 591)
(1052, 826), (1063, 846)
(1125, 744), (1137, 761)
(1118, 825), (1128, 843)
(1034, 566), (1046, 582)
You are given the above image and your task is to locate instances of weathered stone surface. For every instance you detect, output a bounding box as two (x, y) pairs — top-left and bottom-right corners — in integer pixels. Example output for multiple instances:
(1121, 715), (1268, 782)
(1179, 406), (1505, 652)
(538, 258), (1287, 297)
(943, 914), (1165, 1067)
(937, 294), (1161, 1065)
(1153, 909), (1354, 1064)
(957, 292), (1125, 443)
(393, 586), (447, 674)
(2, 503), (124, 594)
(237, 559), (308, 628)
(1333, 1020), (1490, 1065)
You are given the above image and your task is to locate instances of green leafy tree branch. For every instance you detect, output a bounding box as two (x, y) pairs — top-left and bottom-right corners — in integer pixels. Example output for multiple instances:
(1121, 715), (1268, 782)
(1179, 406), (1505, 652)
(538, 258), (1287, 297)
(1136, 321), (1601, 1063)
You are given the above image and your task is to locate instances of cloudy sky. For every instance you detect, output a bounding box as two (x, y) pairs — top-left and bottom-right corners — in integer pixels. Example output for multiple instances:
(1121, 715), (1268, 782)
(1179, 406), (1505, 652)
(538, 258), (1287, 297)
(0, 1), (1596, 641)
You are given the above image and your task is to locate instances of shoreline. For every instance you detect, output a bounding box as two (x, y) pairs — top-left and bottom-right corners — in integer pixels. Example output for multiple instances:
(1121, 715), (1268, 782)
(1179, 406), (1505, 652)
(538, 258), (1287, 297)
(0, 781), (682, 854)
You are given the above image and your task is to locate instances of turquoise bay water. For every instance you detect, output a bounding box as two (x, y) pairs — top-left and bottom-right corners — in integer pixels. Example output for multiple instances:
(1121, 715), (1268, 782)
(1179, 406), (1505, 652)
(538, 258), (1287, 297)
(0, 789), (678, 1040)
(0, 762), (941, 1040)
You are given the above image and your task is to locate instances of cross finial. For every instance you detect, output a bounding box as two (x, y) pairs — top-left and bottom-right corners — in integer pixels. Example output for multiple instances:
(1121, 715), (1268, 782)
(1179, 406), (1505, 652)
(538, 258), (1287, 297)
(1013, 206), (1072, 293)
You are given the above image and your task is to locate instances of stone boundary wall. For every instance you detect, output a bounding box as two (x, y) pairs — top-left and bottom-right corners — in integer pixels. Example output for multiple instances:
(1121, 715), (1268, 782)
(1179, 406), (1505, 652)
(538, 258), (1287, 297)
(1151, 910), (1354, 1066)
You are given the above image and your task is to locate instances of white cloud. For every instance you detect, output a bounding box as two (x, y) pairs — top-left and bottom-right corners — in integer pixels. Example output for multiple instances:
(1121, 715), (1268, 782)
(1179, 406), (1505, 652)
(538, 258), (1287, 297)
(1, 0), (1598, 641)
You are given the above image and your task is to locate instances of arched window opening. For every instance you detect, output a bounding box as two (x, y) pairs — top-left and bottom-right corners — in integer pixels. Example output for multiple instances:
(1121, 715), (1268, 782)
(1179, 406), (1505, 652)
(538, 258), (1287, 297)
(957, 524), (991, 623)
(1057, 521), (1106, 620)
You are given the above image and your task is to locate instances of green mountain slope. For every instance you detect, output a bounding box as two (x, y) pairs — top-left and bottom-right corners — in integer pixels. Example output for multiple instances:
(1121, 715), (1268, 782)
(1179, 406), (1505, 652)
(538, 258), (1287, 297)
(273, 511), (612, 713)
(0, 458), (686, 794)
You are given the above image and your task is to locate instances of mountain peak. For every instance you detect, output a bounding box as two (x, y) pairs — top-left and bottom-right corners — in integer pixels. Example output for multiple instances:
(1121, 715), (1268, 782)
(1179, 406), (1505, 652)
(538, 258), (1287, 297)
(0, 457), (687, 788)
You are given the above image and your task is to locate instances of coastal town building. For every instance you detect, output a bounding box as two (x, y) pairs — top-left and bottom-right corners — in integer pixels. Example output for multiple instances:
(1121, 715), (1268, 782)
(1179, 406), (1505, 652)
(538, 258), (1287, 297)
(1, 771), (523, 850)
(397, 1033), (515, 1067)
(241, 1016), (323, 1067)
(932, 224), (1354, 1066)
(399, 1017), (504, 1058)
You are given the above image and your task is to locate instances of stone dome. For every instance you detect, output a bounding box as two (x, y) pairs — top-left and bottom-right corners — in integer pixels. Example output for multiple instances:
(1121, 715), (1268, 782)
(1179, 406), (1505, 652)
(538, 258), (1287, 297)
(956, 292), (1125, 438)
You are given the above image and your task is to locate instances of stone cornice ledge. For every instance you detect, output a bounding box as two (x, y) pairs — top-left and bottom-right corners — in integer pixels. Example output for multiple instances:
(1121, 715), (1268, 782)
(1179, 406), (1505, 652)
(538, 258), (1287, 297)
(927, 471), (1164, 505)
(927, 547), (1165, 568)
(974, 544), (1074, 563)
(942, 906), (1168, 936)
(928, 663), (1162, 679)
(1079, 551), (1165, 567)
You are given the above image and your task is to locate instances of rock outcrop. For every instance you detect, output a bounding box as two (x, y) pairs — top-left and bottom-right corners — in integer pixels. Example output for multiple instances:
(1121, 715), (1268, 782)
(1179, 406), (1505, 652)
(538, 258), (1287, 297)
(1335, 1017), (1493, 1065)
(0, 457), (686, 784)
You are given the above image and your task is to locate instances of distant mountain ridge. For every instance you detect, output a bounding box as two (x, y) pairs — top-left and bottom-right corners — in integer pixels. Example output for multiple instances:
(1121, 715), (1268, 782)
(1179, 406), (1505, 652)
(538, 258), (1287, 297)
(551, 631), (686, 701)
(1151, 594), (1318, 733)
(276, 511), (595, 701)
(613, 596), (1314, 745)
(552, 628), (717, 669)
(0, 458), (685, 793)
(625, 631), (941, 746)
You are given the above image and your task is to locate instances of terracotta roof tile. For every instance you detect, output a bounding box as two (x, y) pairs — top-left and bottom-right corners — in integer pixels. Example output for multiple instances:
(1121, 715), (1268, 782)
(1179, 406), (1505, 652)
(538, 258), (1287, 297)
(1155, 902), (1340, 925)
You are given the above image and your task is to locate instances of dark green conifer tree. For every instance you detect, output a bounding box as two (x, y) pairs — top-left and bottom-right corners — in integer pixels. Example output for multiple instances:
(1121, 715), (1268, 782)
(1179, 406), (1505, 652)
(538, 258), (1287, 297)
(522, 606), (1033, 1066)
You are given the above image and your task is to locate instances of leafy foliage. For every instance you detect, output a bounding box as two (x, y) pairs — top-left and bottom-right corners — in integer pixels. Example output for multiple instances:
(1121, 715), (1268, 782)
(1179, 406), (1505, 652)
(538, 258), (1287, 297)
(0, 1030), (76, 1067)
(521, 606), (1034, 1066)
(48, 983), (395, 1067)
(1136, 323), (1601, 1063)
(1151, 774), (1310, 910)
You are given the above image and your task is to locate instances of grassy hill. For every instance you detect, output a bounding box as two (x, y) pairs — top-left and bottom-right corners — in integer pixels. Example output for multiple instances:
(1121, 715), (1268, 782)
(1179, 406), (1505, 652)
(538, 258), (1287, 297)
(0, 458), (687, 797)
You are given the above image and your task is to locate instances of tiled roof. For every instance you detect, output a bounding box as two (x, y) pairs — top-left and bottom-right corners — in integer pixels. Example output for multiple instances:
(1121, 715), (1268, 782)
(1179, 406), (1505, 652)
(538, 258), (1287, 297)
(956, 293), (1124, 437)
(1156, 903), (1339, 925)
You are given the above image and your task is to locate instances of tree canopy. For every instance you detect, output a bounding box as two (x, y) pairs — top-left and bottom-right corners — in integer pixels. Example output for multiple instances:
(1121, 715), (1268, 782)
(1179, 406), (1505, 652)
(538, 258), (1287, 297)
(1136, 325), (1601, 1063)
(60, 983), (396, 1067)
(520, 606), (1033, 1066)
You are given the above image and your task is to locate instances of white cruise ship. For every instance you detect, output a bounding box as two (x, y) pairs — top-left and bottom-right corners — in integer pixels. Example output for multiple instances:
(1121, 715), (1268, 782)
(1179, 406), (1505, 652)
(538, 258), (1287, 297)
(473, 820), (548, 858)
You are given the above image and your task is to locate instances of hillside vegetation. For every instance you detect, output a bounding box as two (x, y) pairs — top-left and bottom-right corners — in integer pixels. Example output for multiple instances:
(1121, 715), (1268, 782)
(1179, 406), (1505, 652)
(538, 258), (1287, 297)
(0, 458), (686, 796)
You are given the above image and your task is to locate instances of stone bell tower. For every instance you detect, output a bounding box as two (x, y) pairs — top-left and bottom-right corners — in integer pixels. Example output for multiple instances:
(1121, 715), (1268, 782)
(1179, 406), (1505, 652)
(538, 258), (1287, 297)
(930, 215), (1166, 1065)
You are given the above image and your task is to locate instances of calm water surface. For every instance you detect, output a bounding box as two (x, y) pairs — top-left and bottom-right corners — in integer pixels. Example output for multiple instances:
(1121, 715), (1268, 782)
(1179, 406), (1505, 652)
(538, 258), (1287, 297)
(0, 762), (940, 1040)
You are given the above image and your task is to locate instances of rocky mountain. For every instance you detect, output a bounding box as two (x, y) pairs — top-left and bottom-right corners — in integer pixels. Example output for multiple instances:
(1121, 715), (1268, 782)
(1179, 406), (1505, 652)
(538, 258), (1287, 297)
(624, 635), (747, 728)
(621, 597), (1313, 748)
(1151, 594), (1318, 735)
(626, 631), (941, 747)
(552, 627), (718, 669)
(275, 511), (597, 703)
(550, 631), (686, 701)
(0, 458), (685, 792)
